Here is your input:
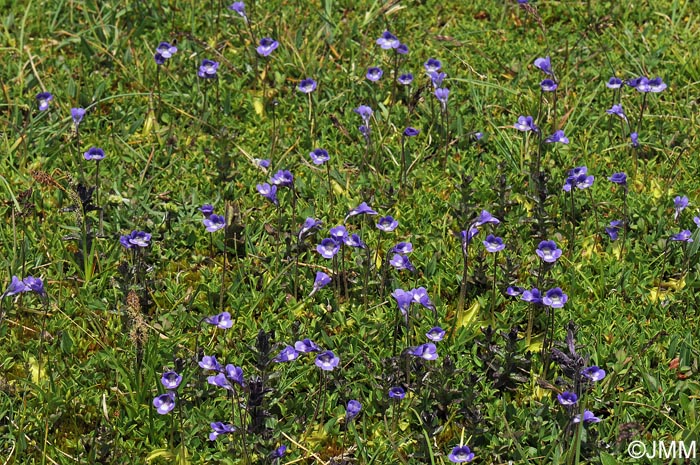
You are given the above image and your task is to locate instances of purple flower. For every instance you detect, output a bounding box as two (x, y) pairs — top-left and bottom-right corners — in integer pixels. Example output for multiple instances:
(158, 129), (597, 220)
(540, 79), (558, 92)
(309, 148), (330, 165)
(154, 53), (166, 65)
(317, 238), (340, 259)
(298, 78), (317, 94)
(648, 77), (667, 92)
(209, 422), (236, 441)
(376, 30), (400, 49)
(309, 272), (331, 296)
(514, 115), (539, 133)
(483, 235), (505, 253)
(424, 58), (442, 73)
(346, 399), (362, 420)
(473, 210), (499, 227)
(198, 59), (219, 78)
(581, 366), (606, 381)
(506, 286), (525, 296)
(534, 56), (553, 75)
(199, 355), (222, 371)
(695, 217), (700, 228)
(36, 92), (53, 111)
(426, 327), (445, 342)
(83, 147), (105, 161)
(199, 204), (214, 216)
(295, 338), (321, 353)
(608, 172), (627, 185)
(161, 371), (182, 390)
(204, 311), (233, 329)
(434, 88), (449, 109)
(228, 1), (246, 19)
(203, 214), (225, 232)
(461, 227), (479, 253)
(388, 386), (405, 399)
(398, 73), (414, 85)
(122, 230), (152, 248)
(606, 220), (623, 241)
(2, 276), (29, 298)
(392, 242), (413, 255)
(273, 345), (300, 362)
(670, 230), (693, 242)
(299, 217), (323, 240)
(255, 158), (271, 169)
(521, 288), (542, 305)
(315, 350), (340, 371)
(377, 216), (399, 232)
(536, 240), (562, 263)
(392, 289), (413, 315)
(630, 132), (639, 147)
(270, 170), (294, 187)
(257, 37), (279, 57)
(208, 372), (232, 390)
(557, 391), (578, 406)
(354, 105), (373, 123)
(404, 127), (420, 137)
(270, 445), (287, 459)
(606, 77), (623, 89)
(396, 44), (409, 55)
(153, 392), (176, 414)
(345, 202), (377, 221)
(345, 233), (366, 249)
(225, 364), (245, 386)
(542, 287), (567, 308)
(256, 183), (278, 206)
(544, 130), (569, 144)
(674, 195), (689, 220)
(448, 445), (475, 463)
(573, 173), (595, 190)
(71, 108), (86, 126)
(330, 225), (348, 243)
(156, 41), (177, 59)
(634, 76), (667, 93)
(606, 104), (627, 121)
(407, 343), (438, 360)
(573, 410), (601, 424)
(411, 287), (435, 310)
(429, 71), (446, 88)
(366, 67), (383, 82)
(22, 276), (46, 297)
(390, 254), (415, 272)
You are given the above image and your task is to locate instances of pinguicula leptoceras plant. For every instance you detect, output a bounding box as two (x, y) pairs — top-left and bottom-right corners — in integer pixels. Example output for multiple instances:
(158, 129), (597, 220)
(434, 86), (450, 169)
(153, 369), (186, 453)
(298, 78), (318, 143)
(562, 166), (597, 254)
(312, 350), (339, 425)
(524, 239), (563, 345)
(202, 355), (250, 463)
(70, 107), (86, 181)
(153, 41), (176, 115)
(330, 225), (349, 298)
(608, 172), (629, 263)
(534, 56), (558, 132)
(309, 147), (333, 206)
(513, 114), (541, 193)
(375, 30), (408, 120)
(197, 59), (219, 117)
(483, 234), (505, 323)
(354, 105), (374, 172)
(456, 210), (500, 329)
(376, 215), (399, 295)
(400, 127), (419, 190)
(256, 37), (280, 153)
(1, 276), (49, 378)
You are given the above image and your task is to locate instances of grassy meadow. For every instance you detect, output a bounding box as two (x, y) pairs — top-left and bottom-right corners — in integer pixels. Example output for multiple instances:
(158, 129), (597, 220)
(1, 0), (700, 463)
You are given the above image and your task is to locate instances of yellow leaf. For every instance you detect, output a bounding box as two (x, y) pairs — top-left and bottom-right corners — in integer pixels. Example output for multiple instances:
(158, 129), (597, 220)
(527, 333), (544, 352)
(253, 98), (264, 116)
(455, 300), (480, 329)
